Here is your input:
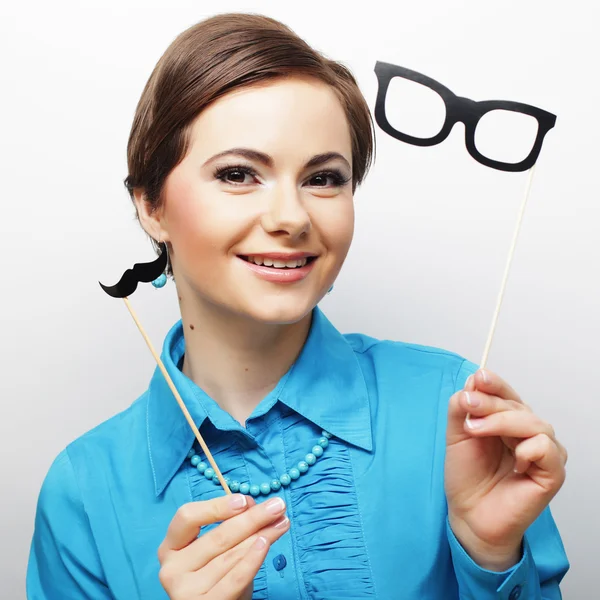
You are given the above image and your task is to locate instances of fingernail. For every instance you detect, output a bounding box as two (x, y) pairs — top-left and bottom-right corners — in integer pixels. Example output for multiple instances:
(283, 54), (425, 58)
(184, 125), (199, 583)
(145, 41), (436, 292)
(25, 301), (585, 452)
(229, 494), (247, 510)
(465, 375), (474, 389)
(254, 536), (268, 550)
(273, 516), (290, 529)
(466, 416), (484, 429)
(265, 497), (286, 514)
(480, 369), (490, 384)
(464, 391), (480, 408)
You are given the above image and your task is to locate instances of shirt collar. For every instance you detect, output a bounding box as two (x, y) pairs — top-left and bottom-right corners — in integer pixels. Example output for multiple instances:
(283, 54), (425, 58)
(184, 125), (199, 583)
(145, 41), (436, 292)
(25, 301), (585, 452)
(146, 306), (373, 496)
(276, 308), (373, 452)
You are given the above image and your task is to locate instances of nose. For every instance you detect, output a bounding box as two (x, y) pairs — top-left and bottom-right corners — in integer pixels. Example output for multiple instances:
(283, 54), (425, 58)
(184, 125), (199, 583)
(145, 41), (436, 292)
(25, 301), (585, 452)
(260, 182), (311, 240)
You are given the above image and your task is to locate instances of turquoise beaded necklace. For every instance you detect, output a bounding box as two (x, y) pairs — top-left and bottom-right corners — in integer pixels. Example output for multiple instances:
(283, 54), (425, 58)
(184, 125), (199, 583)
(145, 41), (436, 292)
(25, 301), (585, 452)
(188, 430), (333, 498)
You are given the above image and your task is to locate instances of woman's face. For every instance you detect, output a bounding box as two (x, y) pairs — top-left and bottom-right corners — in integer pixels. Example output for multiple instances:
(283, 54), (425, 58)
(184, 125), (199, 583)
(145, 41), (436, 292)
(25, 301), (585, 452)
(150, 76), (354, 324)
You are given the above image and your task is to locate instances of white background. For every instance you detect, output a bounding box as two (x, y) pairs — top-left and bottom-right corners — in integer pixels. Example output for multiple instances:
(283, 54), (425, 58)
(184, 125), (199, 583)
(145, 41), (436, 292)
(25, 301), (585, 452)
(1, 1), (598, 597)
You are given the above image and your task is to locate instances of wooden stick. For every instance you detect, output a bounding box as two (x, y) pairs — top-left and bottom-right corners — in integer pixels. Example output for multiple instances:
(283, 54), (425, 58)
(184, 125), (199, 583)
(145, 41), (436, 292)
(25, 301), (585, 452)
(467, 165), (537, 421)
(122, 296), (232, 494)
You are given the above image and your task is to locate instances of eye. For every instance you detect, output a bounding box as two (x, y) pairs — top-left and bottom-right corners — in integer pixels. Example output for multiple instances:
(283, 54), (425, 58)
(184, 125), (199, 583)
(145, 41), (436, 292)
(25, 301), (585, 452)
(212, 164), (352, 188)
(306, 170), (352, 188)
(213, 165), (258, 185)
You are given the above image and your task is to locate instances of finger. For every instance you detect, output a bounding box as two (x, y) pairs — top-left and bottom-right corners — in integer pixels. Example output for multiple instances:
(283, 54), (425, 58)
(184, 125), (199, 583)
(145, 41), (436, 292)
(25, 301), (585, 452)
(513, 434), (567, 486)
(461, 392), (523, 453)
(207, 535), (272, 600)
(159, 494), (251, 559)
(194, 516), (290, 593)
(464, 374), (476, 392)
(448, 388), (522, 444)
(473, 369), (524, 404)
(176, 496), (287, 572)
(556, 439), (569, 465)
(464, 409), (556, 440)
(459, 390), (527, 419)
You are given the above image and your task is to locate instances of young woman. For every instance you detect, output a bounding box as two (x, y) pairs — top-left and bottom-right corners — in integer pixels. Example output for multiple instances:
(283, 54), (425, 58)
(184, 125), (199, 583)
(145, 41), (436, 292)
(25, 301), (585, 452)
(27, 12), (569, 600)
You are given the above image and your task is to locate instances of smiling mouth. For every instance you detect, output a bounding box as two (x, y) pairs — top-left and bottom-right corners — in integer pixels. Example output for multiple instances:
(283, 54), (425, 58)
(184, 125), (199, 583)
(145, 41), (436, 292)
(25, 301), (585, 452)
(238, 255), (317, 269)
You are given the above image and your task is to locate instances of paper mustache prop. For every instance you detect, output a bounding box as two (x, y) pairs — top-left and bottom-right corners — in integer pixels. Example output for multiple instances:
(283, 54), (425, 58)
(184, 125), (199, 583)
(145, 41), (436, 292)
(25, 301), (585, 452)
(99, 242), (169, 298)
(99, 241), (231, 494)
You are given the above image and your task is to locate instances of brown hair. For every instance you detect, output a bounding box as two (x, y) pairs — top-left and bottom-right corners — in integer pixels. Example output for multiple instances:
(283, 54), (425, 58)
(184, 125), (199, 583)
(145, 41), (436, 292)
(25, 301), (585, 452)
(124, 12), (376, 276)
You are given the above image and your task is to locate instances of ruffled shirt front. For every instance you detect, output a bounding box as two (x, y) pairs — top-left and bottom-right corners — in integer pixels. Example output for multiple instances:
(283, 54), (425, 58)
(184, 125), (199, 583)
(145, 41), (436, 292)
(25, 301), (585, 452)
(27, 307), (569, 599)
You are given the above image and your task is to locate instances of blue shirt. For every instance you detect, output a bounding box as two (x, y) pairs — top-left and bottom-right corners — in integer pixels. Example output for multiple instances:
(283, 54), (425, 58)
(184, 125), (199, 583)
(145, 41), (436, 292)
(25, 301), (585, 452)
(27, 307), (569, 599)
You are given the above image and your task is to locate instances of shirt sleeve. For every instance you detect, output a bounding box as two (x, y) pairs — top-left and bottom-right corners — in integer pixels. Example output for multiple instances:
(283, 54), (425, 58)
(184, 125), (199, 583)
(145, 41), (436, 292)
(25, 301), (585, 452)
(27, 449), (113, 600)
(447, 359), (570, 599)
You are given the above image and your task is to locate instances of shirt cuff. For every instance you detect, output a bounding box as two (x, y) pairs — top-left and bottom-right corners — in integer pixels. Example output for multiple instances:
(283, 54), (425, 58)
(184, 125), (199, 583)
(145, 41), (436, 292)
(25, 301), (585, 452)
(446, 517), (532, 600)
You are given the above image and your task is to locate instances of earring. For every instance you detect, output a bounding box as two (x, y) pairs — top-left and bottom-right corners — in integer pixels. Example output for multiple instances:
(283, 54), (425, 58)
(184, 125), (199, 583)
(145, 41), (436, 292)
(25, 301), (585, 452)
(327, 285), (334, 295)
(151, 238), (168, 288)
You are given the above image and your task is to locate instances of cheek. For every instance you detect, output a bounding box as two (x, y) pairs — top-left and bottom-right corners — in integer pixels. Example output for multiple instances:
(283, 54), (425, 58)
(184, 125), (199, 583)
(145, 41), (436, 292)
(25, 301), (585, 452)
(313, 198), (354, 256)
(164, 184), (250, 275)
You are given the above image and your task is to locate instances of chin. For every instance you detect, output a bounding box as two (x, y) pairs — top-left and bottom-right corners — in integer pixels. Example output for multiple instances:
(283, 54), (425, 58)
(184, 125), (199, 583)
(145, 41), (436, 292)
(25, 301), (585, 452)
(238, 294), (318, 326)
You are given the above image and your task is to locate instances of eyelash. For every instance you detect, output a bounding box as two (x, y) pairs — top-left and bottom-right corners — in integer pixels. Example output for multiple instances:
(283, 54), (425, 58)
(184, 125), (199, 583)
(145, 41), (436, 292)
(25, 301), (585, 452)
(212, 164), (352, 188)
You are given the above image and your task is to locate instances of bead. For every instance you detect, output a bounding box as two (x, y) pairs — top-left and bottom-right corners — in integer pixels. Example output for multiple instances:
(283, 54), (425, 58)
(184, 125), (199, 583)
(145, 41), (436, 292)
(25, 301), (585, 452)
(151, 273), (167, 288)
(305, 453), (316, 466)
(189, 432), (333, 493)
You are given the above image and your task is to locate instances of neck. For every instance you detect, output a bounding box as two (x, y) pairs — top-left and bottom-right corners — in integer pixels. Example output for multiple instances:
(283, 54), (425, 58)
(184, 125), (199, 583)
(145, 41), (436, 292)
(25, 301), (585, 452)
(178, 295), (312, 427)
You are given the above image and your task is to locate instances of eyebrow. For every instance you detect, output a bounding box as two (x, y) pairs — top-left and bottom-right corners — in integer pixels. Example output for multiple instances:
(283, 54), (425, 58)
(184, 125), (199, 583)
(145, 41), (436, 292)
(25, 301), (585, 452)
(202, 148), (352, 171)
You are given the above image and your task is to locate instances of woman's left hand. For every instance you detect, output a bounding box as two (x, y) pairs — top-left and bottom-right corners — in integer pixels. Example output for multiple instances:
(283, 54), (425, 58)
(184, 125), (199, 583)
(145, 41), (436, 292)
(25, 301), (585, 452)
(445, 369), (568, 571)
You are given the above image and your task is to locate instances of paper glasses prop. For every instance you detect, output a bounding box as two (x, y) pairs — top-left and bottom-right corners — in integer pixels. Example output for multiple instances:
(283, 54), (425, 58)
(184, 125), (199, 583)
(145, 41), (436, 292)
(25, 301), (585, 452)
(374, 60), (557, 417)
(373, 61), (557, 173)
(99, 242), (232, 494)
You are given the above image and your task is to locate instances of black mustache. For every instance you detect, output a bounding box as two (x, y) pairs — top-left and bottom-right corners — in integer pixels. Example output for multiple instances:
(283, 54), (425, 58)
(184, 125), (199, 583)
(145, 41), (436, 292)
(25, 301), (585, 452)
(99, 242), (168, 298)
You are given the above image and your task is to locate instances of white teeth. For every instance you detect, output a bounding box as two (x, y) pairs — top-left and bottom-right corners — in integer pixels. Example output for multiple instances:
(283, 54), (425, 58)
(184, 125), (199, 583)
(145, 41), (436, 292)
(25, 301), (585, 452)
(246, 256), (311, 268)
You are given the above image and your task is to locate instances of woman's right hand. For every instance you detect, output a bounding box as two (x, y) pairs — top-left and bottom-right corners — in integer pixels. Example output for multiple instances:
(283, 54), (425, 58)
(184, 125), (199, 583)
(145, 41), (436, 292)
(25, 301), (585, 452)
(157, 493), (290, 599)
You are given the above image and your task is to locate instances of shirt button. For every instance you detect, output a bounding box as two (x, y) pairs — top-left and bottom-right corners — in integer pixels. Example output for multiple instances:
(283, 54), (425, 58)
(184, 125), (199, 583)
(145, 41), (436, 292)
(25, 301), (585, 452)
(272, 553), (287, 571)
(508, 584), (522, 600)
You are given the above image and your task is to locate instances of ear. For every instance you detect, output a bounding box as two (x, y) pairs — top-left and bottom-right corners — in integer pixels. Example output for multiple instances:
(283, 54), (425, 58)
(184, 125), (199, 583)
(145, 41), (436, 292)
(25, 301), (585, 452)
(133, 188), (169, 243)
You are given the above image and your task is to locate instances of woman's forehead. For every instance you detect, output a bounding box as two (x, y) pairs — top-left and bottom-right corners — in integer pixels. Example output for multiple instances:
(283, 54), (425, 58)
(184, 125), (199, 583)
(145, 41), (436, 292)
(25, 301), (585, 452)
(187, 77), (352, 161)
